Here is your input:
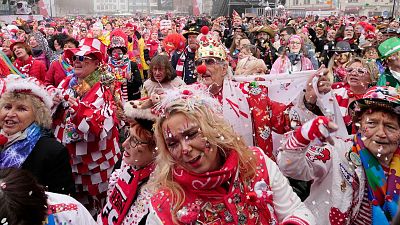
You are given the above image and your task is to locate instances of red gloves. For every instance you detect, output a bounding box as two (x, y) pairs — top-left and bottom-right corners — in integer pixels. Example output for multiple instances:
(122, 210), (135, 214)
(285, 116), (332, 150)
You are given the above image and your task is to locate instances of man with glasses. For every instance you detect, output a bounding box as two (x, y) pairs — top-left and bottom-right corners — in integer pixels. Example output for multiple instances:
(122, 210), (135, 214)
(53, 38), (122, 216)
(377, 37), (400, 88)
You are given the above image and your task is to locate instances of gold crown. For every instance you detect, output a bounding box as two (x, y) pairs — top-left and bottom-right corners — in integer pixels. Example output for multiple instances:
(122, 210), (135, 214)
(195, 33), (227, 61)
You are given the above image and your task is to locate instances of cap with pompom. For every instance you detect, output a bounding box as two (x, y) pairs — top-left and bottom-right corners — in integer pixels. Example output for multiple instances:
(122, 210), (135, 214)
(107, 28), (128, 55)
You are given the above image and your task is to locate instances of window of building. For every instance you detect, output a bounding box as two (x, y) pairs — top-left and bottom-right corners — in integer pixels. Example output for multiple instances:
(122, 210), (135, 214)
(304, 0), (310, 4)
(348, 0), (358, 2)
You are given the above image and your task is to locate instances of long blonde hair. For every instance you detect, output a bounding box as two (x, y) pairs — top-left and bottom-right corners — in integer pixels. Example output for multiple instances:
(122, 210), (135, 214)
(147, 101), (257, 223)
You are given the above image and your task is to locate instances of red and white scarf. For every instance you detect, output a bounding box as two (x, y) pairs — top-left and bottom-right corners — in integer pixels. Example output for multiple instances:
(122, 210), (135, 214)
(151, 149), (282, 225)
(175, 47), (194, 78)
(101, 163), (154, 225)
(14, 56), (34, 76)
(333, 83), (364, 127)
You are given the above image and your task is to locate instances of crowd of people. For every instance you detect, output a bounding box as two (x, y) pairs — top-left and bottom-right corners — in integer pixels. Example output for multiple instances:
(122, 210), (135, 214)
(0, 11), (399, 225)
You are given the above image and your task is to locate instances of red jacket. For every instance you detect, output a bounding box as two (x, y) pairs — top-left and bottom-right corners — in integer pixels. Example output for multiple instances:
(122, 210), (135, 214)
(45, 60), (67, 87)
(14, 56), (46, 82)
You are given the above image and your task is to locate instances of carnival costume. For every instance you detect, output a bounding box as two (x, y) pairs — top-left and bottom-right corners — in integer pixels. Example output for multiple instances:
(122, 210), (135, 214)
(194, 27), (294, 160)
(278, 86), (400, 225)
(53, 38), (121, 214)
(146, 87), (315, 225)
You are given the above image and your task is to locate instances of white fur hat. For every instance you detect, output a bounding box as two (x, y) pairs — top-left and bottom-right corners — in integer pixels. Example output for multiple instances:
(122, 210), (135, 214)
(3, 75), (55, 109)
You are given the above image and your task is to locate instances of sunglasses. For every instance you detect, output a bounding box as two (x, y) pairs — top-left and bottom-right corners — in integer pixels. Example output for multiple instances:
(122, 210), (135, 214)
(345, 67), (368, 74)
(72, 55), (95, 62)
(195, 58), (221, 67)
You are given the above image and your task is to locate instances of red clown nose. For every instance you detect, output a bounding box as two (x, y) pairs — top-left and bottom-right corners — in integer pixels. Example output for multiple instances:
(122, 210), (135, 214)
(196, 64), (207, 74)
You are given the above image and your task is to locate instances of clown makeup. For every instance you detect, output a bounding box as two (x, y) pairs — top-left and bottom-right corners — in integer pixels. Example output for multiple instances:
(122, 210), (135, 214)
(360, 111), (400, 167)
(162, 113), (220, 173)
(111, 48), (124, 60)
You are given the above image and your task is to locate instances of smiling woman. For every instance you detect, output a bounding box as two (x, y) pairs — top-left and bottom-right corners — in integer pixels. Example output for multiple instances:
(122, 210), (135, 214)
(331, 57), (379, 133)
(99, 97), (158, 225)
(0, 75), (74, 196)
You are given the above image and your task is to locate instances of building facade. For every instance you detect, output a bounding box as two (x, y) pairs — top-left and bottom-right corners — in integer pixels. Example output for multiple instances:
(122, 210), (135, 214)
(93, 0), (129, 14)
(286, 0), (396, 17)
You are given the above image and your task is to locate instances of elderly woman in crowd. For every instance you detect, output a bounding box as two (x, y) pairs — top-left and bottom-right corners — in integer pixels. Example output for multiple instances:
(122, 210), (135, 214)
(145, 87), (315, 225)
(143, 54), (185, 97)
(331, 57), (379, 133)
(278, 86), (400, 225)
(270, 35), (314, 74)
(0, 75), (74, 195)
(0, 168), (96, 225)
(11, 41), (46, 81)
(53, 38), (121, 215)
(99, 98), (158, 225)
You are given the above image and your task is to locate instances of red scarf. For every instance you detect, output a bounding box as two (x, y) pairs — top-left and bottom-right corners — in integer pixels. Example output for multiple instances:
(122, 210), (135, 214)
(173, 150), (238, 198)
(153, 149), (279, 225)
(101, 164), (154, 225)
(333, 83), (364, 128)
(175, 47), (194, 78)
(14, 55), (34, 76)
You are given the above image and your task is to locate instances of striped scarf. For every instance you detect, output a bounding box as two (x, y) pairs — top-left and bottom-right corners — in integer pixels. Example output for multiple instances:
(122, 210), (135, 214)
(351, 133), (400, 225)
(175, 47), (193, 78)
(333, 83), (364, 127)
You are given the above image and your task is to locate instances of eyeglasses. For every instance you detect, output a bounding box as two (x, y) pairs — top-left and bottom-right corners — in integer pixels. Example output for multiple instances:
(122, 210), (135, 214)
(195, 58), (221, 67)
(289, 41), (302, 45)
(345, 67), (368, 75)
(127, 134), (149, 149)
(72, 55), (95, 62)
